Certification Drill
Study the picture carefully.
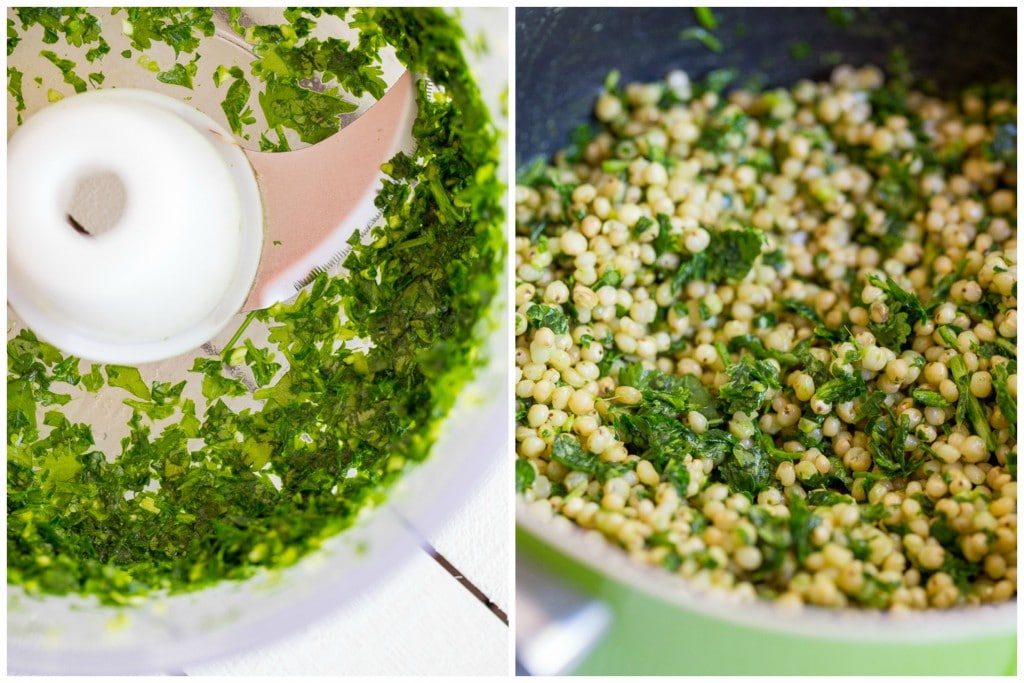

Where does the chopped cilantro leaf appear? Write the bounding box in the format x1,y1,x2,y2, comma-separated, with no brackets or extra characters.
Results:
515,458,536,493
991,360,1016,438
694,7,718,30
550,433,599,474
719,442,772,496
156,60,196,89
525,303,569,335
680,27,722,53
718,355,780,415
950,354,996,451
104,365,150,399
40,49,88,93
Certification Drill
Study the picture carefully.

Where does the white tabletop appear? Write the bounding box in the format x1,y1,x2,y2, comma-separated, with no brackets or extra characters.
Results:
184,456,509,676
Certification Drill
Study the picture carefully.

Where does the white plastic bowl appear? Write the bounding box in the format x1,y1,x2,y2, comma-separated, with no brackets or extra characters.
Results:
7,7,509,674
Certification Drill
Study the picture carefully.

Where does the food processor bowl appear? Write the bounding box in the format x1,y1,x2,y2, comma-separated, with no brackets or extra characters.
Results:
7,6,508,674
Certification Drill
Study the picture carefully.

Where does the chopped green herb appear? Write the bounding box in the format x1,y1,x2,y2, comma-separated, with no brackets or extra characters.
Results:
525,303,569,335
550,433,599,474
39,49,88,93
214,65,256,135
719,355,781,415
866,274,926,349
7,66,25,123
950,355,996,450
104,365,150,400
156,60,196,89
991,360,1016,438
680,27,722,53
912,388,951,408
593,268,623,289
719,442,772,496
516,458,536,493
694,7,718,30
15,8,109,61
789,41,812,60
825,8,858,26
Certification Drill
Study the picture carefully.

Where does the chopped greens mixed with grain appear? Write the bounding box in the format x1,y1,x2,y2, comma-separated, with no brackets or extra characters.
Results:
515,64,1017,610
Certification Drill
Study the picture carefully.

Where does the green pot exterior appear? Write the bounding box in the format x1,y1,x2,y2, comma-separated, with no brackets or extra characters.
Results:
518,530,1017,676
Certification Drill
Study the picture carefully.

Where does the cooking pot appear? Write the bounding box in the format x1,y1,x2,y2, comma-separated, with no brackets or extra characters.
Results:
515,7,1016,676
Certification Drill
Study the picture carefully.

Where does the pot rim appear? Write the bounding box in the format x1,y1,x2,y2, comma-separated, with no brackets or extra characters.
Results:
518,500,1015,643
